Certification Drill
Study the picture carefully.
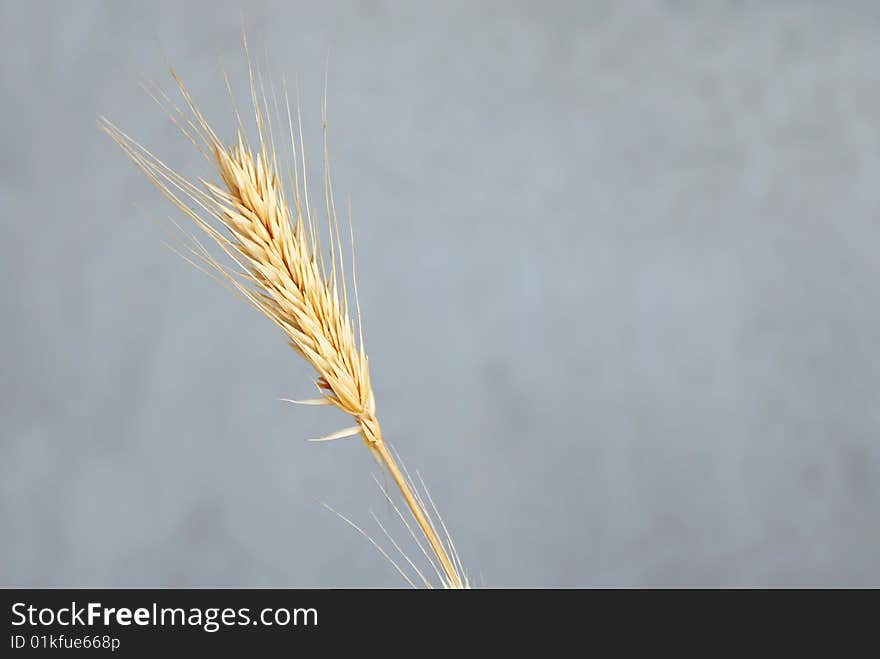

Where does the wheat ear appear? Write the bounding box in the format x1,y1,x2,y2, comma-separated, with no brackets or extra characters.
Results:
100,61,465,588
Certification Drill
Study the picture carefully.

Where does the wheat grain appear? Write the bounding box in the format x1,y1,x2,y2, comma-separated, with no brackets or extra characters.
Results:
100,53,465,589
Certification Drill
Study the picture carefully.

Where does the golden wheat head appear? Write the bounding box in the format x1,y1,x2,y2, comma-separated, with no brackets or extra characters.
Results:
100,55,465,589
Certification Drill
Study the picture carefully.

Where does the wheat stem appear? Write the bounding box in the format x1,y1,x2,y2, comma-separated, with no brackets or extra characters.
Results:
366,432,462,588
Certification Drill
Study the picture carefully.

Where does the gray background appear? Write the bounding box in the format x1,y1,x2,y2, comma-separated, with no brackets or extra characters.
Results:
2,1,879,587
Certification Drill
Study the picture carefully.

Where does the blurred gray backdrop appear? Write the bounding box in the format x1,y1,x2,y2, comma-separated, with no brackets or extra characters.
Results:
2,1,879,587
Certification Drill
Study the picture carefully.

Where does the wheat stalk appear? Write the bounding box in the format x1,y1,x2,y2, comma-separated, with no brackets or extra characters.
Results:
101,54,465,589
